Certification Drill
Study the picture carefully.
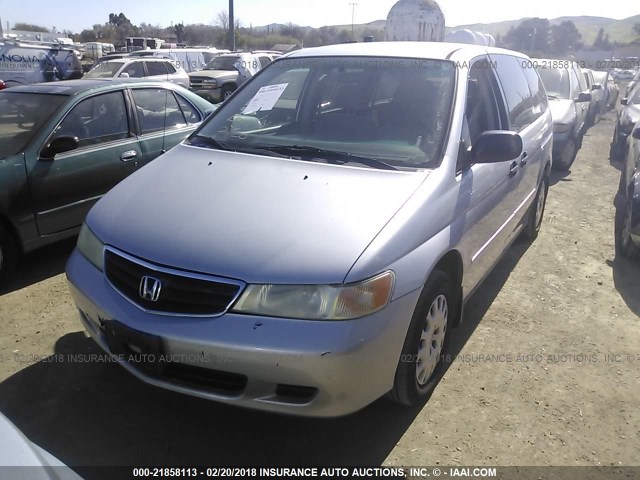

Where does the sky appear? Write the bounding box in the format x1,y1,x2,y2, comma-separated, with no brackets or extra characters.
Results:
2,0,638,33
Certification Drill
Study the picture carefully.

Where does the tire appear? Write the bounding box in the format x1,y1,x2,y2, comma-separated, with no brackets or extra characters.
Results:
619,194,640,260
221,85,235,101
523,174,549,240
553,137,577,171
0,224,18,288
389,270,452,406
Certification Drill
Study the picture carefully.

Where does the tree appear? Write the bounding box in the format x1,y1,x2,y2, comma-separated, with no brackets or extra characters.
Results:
215,10,229,31
13,22,49,32
503,18,551,53
174,23,185,43
551,20,582,54
593,28,612,50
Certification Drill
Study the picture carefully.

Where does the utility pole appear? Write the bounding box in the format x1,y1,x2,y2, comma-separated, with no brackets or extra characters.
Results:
349,2,358,41
228,0,236,51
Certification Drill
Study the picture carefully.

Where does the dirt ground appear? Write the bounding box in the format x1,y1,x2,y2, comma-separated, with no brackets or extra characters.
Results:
0,105,639,473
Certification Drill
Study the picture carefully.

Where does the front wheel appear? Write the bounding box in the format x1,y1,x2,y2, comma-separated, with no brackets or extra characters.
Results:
389,270,452,406
553,137,577,171
221,85,236,101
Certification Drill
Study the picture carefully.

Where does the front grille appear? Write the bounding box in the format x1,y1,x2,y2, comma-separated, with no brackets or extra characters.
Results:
189,76,209,89
163,363,247,395
104,249,242,316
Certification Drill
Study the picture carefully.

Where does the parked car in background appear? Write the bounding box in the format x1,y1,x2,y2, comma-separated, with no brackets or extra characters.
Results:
128,48,228,73
536,60,591,170
592,71,615,111
606,72,620,109
616,70,637,82
618,126,640,259
0,80,214,284
67,42,552,417
611,83,640,162
583,68,603,126
188,52,278,103
626,69,640,97
83,58,190,88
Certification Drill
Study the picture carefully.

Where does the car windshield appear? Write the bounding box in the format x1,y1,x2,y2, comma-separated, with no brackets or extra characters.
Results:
537,67,571,99
192,56,456,170
631,84,640,104
205,56,239,71
0,92,66,159
84,61,124,78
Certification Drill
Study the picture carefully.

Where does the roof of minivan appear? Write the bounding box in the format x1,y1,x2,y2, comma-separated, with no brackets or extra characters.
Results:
284,41,528,60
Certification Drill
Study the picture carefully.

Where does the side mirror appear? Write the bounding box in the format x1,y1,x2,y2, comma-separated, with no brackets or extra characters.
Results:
620,98,629,106
119,72,130,78
576,92,592,103
592,83,602,90
471,131,523,164
41,136,79,158
633,128,640,140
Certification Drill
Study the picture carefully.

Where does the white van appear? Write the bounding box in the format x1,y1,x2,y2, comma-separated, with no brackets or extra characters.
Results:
0,41,82,87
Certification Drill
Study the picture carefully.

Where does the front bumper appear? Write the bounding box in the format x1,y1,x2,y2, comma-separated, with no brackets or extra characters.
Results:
66,249,420,417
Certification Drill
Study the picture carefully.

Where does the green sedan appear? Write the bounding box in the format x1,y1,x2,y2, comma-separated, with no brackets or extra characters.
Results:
0,79,215,285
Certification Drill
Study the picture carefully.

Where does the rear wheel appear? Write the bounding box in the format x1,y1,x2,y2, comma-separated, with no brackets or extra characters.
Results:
390,270,452,406
0,224,18,288
553,137,577,171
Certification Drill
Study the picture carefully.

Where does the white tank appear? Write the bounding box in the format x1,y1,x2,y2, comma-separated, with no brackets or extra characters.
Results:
385,0,446,42
443,29,476,45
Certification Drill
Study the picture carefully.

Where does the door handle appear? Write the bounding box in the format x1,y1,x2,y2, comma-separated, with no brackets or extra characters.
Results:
520,152,528,166
120,150,138,162
509,161,519,177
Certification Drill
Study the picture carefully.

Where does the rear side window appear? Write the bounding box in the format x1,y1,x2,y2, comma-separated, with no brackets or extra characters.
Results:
491,54,535,131
122,61,145,78
146,62,167,76
521,63,547,121
132,88,187,134
164,62,177,74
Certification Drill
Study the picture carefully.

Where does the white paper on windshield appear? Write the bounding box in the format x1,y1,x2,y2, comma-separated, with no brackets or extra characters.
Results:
242,83,289,114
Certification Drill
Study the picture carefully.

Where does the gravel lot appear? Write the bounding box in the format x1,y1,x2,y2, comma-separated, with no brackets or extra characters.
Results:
0,105,638,473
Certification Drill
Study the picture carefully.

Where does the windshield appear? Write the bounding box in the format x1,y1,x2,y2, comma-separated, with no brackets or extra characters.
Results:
84,61,124,78
537,67,571,99
0,92,66,159
631,84,640,105
592,71,607,84
193,56,456,170
205,56,240,71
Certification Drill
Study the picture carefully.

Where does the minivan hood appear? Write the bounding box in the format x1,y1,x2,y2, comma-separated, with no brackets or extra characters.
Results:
88,145,428,284
548,98,575,124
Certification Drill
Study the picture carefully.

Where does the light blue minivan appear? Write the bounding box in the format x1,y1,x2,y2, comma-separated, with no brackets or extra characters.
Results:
67,42,553,417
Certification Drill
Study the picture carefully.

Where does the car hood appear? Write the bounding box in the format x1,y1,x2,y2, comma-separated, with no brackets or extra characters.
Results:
188,70,237,79
548,98,576,124
87,145,428,284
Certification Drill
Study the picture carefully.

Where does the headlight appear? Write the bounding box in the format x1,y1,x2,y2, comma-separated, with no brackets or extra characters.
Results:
77,223,104,271
231,271,395,320
553,123,570,133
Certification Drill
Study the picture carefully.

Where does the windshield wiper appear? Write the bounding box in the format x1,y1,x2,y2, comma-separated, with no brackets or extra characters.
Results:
250,145,399,171
188,135,232,151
